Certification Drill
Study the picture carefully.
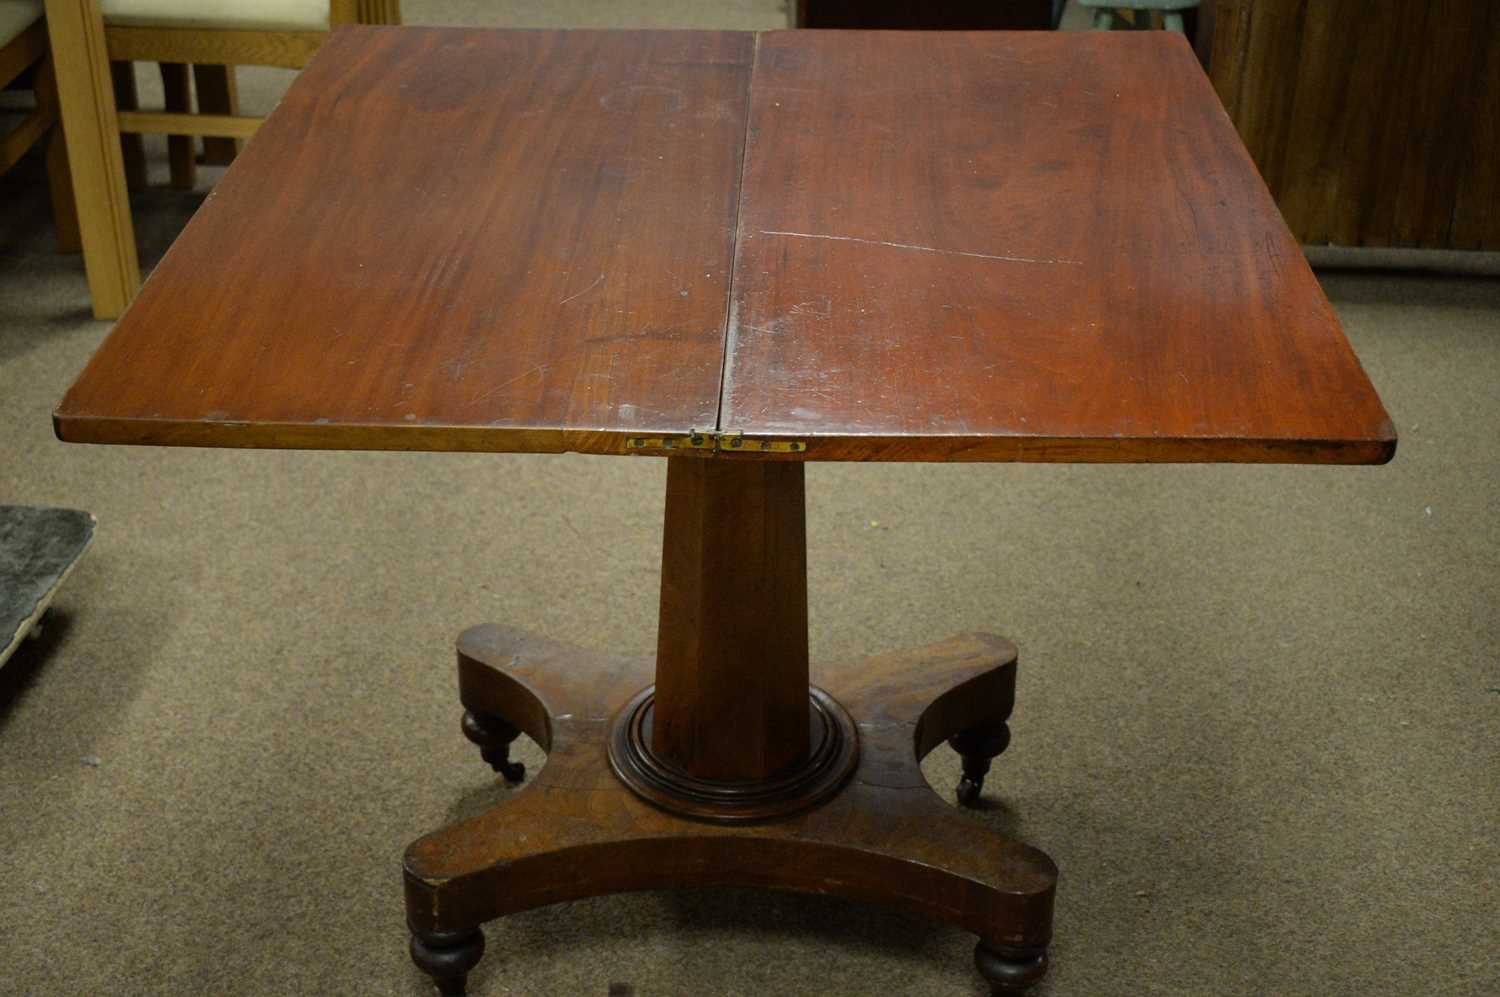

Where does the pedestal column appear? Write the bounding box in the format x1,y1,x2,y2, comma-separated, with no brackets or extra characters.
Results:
607,458,856,820
652,458,810,780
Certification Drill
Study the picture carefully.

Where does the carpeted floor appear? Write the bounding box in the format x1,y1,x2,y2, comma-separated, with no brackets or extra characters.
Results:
2,3,1497,996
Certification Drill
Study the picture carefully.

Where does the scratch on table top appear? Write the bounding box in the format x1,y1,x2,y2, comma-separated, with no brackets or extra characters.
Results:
758,230,1082,266
559,272,605,306
472,363,548,403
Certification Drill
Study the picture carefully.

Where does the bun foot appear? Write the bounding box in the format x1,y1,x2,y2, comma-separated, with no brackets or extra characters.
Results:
461,710,526,783
948,721,1011,807
975,940,1048,994
410,928,485,996
413,629,1056,997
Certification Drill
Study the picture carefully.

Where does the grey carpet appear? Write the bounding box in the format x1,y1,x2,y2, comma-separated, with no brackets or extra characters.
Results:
1,3,1497,995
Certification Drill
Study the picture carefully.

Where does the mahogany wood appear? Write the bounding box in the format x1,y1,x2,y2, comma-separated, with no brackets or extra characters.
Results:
55,28,752,454
652,459,810,782
56,28,1393,468
724,31,1394,463
409,625,1052,994
608,682,858,822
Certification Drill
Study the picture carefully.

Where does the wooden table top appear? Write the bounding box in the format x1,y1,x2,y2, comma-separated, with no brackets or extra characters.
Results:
55,27,1395,464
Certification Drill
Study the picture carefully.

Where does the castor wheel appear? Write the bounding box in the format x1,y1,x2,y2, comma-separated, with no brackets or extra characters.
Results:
410,927,485,996
975,940,1049,994
460,710,525,783
948,721,1011,807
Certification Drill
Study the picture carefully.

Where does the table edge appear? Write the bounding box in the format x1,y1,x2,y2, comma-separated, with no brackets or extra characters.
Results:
52,412,1396,464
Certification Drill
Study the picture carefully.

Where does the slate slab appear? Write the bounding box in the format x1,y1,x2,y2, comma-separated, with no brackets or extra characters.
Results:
1,505,95,667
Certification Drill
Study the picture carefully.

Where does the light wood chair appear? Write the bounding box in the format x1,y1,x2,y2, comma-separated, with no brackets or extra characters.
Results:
41,0,399,319
103,0,401,190
1,0,79,250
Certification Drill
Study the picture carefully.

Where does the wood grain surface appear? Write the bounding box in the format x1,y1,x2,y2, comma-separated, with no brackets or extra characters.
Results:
724,30,1393,463
57,27,1394,465
1210,0,1500,251
409,626,1054,948
652,460,810,782
56,27,753,453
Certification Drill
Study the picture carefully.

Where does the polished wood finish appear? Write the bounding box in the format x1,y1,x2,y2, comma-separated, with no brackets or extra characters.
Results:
725,31,1392,464
610,682,858,822
56,28,1392,467
1210,0,1500,250
56,28,751,455
611,459,854,822
653,459,810,782
408,625,1052,994
46,28,1399,995
43,0,141,319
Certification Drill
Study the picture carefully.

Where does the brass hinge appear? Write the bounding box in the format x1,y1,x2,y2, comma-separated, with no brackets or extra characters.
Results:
625,429,807,454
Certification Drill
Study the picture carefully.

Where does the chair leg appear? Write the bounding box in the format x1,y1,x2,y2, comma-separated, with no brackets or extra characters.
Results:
358,0,403,25
109,61,147,190
159,61,196,190
35,56,82,253
45,127,82,252
42,0,141,318
193,64,239,165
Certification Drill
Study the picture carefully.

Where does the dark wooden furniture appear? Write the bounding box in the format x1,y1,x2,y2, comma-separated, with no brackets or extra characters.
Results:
55,27,1394,995
1209,0,1500,249
794,0,1054,29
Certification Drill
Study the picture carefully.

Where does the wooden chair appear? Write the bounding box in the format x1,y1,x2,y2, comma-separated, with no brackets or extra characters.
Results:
102,0,400,190
1,0,79,250
40,0,399,319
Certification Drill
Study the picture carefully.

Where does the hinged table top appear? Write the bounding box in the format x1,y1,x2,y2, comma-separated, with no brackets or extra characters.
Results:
55,27,1395,464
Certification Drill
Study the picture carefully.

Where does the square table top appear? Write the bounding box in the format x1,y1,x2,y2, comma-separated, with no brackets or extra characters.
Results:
55,27,1395,464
